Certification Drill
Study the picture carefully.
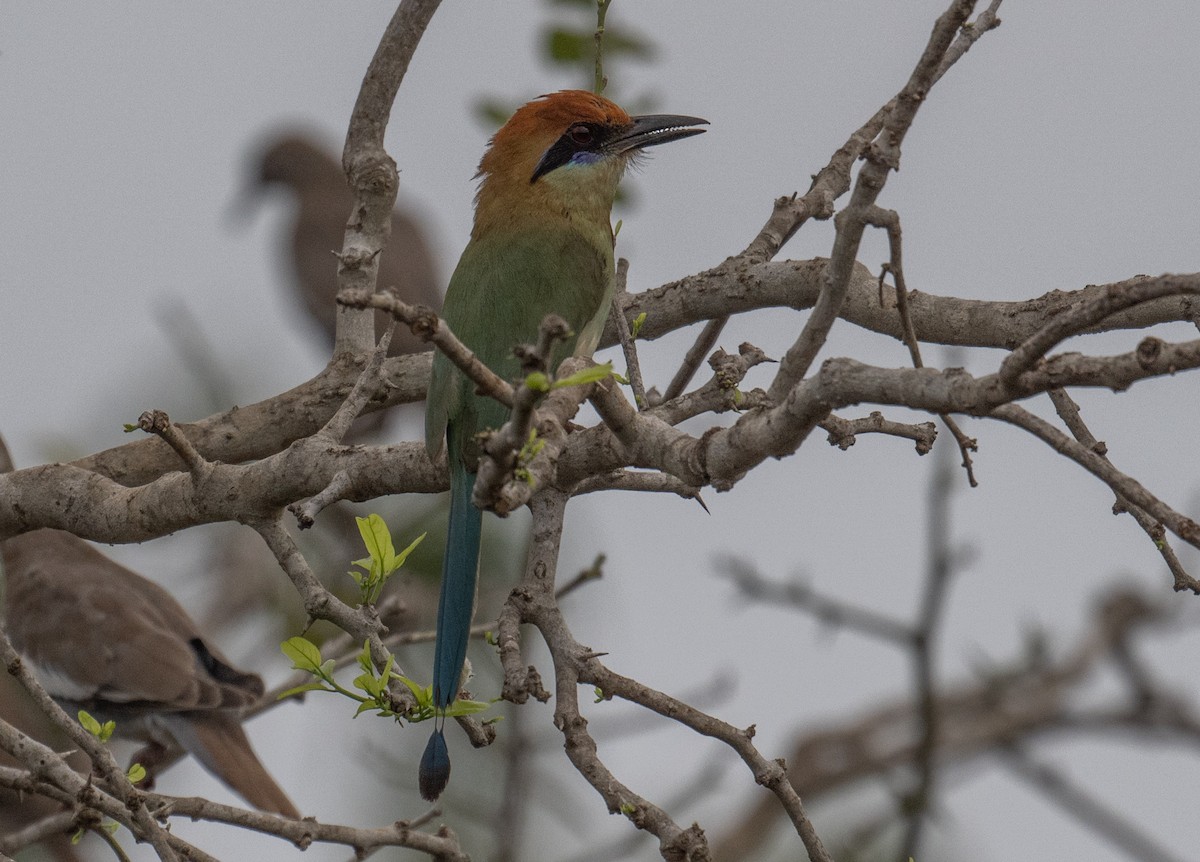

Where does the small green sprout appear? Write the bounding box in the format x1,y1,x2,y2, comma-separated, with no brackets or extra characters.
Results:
348,514,425,605
78,710,115,743
524,371,552,392
279,637,492,723
554,360,617,389
630,311,647,339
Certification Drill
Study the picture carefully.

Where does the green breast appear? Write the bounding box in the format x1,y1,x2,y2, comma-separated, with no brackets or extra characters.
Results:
425,224,615,466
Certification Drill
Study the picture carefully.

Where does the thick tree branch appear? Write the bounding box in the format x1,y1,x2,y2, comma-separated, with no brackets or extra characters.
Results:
334,0,444,355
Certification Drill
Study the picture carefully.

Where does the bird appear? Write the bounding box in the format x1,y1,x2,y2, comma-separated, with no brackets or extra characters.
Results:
253,133,443,356
421,89,706,800
0,471,300,819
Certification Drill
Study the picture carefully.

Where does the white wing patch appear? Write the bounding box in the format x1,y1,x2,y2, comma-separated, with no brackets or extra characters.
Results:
27,661,99,701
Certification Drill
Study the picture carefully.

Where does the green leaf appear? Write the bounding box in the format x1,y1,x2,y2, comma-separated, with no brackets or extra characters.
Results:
631,312,647,339
399,675,432,707
544,27,590,63
78,710,101,736
281,636,323,674
524,371,551,392
122,423,138,433
357,640,374,673
444,698,493,717
553,361,614,389
78,709,114,742
474,97,516,130
392,531,427,571
356,513,396,577
350,519,425,604
353,672,384,698
126,763,146,784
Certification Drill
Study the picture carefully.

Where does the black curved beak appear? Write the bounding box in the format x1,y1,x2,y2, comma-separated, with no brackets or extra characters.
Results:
612,114,708,154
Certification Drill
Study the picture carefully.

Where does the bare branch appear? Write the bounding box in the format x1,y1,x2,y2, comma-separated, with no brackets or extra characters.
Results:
335,0,445,355
767,0,980,401
993,404,1200,569
612,258,649,408
339,288,515,408
1002,746,1189,862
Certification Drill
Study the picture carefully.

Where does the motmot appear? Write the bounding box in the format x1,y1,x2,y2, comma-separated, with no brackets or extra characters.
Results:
421,90,706,800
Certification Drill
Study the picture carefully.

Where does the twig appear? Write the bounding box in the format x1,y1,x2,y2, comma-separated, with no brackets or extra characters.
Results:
248,513,420,721
502,490,720,860
318,326,395,445
612,258,649,409
289,469,354,529
339,288,514,409
473,315,573,513
991,404,1200,567
719,557,916,645
593,0,611,94
288,330,395,526
136,410,208,477
652,343,773,426
263,622,493,707
821,411,937,454
501,491,835,861
555,553,606,599
899,432,960,861
660,317,729,404
1047,388,1196,590
90,823,134,862
569,469,706,507
999,276,1200,387
870,205,977,484
767,0,980,402
1002,746,1189,862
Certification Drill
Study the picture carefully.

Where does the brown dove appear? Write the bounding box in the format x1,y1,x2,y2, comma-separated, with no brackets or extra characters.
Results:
1,526,300,818
255,133,442,355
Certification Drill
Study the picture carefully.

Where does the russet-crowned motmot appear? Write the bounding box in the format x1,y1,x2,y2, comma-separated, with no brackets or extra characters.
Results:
421,90,706,800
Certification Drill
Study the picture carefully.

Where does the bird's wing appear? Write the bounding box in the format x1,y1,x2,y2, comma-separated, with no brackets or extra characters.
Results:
2,530,261,712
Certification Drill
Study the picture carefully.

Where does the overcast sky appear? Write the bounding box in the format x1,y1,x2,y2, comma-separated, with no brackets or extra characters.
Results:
3,3,1199,860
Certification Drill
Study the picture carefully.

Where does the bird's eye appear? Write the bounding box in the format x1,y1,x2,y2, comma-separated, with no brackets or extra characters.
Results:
568,125,593,146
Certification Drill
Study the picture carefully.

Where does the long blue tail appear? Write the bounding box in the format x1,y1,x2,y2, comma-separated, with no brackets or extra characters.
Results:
418,456,482,800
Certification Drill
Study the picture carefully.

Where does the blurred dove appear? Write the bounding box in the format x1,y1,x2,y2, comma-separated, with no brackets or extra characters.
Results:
0,479,299,819
253,133,442,355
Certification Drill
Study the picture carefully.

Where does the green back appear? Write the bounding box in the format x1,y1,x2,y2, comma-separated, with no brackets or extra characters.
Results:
425,224,614,468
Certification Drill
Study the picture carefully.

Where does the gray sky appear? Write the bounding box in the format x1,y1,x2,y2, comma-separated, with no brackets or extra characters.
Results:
3,2,1199,860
